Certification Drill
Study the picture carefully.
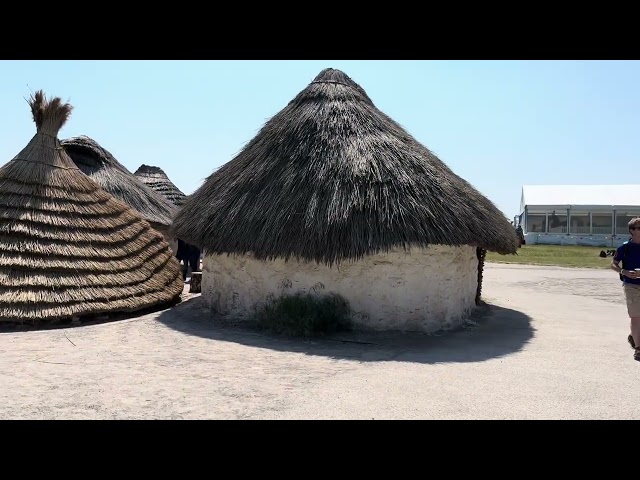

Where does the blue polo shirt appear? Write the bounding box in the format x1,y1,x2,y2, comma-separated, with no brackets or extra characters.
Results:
614,240,640,285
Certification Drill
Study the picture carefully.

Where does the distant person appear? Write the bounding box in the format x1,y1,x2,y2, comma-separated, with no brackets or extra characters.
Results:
515,224,525,247
175,238,192,282
611,217,640,362
187,243,201,281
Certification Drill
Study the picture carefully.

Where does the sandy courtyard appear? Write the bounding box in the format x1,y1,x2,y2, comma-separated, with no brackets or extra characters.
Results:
1,263,638,420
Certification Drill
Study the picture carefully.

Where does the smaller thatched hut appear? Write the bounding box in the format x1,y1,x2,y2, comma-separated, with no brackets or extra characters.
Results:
134,164,200,277
134,164,187,207
60,136,178,253
0,90,184,323
173,68,519,334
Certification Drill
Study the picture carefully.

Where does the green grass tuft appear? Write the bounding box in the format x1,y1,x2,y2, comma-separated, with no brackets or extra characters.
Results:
253,291,353,338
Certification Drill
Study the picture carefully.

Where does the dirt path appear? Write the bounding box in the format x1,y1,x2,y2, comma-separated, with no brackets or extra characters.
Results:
1,263,637,419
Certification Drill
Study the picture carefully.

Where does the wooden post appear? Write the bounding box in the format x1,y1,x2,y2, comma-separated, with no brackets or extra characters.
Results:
190,272,202,293
475,247,487,305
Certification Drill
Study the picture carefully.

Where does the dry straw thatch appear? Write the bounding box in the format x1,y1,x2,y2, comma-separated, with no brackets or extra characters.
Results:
173,68,519,266
134,164,187,207
61,136,177,227
0,91,184,323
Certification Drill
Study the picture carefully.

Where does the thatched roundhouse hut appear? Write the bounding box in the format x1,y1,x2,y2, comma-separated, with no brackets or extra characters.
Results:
173,68,518,333
60,136,178,253
134,164,187,207
0,91,184,323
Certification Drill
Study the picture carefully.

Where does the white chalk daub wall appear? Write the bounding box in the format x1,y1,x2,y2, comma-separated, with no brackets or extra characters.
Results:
202,245,479,333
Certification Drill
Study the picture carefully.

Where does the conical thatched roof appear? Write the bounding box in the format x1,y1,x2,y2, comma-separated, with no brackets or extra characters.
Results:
0,91,184,322
173,68,519,266
60,136,176,227
134,164,187,207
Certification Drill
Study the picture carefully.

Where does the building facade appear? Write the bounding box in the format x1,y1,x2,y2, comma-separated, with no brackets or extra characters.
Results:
517,185,640,247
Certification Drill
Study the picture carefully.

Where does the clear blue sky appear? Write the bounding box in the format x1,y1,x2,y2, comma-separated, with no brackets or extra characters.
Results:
0,60,638,219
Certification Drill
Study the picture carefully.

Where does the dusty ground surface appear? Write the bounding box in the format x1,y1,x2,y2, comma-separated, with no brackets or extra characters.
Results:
1,263,637,420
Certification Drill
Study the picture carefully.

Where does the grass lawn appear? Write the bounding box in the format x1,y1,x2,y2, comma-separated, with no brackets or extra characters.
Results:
485,244,616,269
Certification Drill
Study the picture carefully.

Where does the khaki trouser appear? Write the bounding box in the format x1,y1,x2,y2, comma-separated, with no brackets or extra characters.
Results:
624,283,640,317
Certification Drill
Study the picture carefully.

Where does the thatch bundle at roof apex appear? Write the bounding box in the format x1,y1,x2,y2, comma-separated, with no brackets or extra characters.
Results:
173,68,518,265
0,90,183,322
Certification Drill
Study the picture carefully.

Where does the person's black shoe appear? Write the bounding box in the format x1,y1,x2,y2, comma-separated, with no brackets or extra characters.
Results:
635,348,640,362
628,335,636,349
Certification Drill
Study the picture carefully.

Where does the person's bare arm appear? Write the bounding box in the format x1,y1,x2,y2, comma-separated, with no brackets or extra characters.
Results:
612,257,623,273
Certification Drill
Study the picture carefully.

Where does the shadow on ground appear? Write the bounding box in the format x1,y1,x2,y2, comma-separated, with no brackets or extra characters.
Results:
156,297,535,364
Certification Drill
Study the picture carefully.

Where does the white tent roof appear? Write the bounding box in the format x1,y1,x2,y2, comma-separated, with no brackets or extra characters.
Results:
521,185,640,211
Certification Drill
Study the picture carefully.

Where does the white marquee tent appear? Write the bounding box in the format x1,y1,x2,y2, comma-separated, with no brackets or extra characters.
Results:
517,184,640,247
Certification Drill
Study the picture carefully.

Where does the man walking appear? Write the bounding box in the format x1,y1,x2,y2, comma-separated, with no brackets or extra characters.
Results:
612,217,640,362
